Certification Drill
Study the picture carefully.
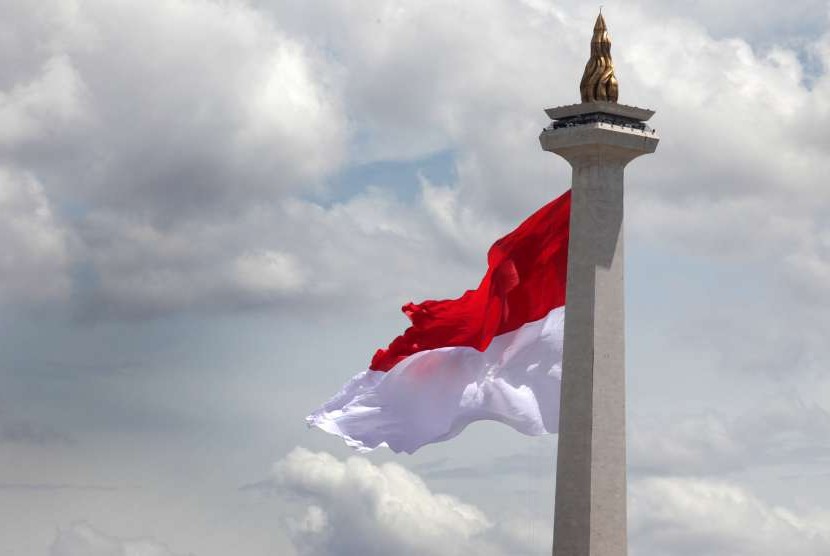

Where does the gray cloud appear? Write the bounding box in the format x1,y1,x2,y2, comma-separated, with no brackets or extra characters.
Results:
50,522,186,556
0,483,115,492
1,0,345,213
2,0,829,321
0,417,73,445
635,0,828,48
630,394,830,476
412,449,553,481
630,476,830,556
0,166,70,304
0,0,348,316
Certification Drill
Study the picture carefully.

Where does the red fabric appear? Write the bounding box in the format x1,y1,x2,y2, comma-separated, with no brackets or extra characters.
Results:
370,190,571,371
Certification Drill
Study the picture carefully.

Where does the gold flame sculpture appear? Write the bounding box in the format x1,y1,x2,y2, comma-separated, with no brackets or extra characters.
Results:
579,12,619,103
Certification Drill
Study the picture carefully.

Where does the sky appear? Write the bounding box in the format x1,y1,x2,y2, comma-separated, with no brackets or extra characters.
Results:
1,0,830,554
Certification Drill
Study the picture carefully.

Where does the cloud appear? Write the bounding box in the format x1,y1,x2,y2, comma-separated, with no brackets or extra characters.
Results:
0,166,70,304
618,6,830,303
630,412,746,476
50,522,185,556
7,0,346,213
0,54,89,148
630,394,830,476
265,446,830,556
1,0,828,319
0,0,347,314
73,183,490,318
635,0,828,46
412,449,552,481
267,447,547,556
630,477,830,556
272,447,490,556
1,3,829,556
0,418,73,445
0,483,115,492
60,0,563,319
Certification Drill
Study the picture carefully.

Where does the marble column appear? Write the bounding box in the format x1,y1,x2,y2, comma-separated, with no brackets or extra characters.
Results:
540,105,658,556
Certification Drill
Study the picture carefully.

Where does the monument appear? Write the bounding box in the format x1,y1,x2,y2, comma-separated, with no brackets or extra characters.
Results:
540,13,659,556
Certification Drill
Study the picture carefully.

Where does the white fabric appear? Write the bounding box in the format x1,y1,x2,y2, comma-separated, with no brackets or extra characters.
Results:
306,307,564,453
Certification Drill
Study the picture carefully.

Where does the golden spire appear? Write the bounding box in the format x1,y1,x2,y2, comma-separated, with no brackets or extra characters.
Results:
579,12,619,103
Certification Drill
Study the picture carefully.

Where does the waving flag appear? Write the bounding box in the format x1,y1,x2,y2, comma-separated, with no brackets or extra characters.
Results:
307,190,571,453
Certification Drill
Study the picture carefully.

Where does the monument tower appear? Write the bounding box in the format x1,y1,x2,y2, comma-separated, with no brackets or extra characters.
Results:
540,13,658,556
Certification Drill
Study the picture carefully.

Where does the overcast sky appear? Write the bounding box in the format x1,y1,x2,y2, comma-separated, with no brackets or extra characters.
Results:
2,0,830,554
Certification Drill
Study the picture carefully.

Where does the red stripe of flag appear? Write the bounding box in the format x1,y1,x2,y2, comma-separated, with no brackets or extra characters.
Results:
370,190,571,372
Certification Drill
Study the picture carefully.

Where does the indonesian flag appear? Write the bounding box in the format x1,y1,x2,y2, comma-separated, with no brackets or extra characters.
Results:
307,190,571,453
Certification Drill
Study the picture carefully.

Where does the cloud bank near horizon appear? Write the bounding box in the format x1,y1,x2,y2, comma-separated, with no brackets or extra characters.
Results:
263,447,830,556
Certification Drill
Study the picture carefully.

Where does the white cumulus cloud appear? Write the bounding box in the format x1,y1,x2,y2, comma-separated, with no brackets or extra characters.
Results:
269,447,547,556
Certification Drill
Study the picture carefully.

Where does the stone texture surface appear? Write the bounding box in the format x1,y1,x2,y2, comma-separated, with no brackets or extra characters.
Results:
540,118,658,556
